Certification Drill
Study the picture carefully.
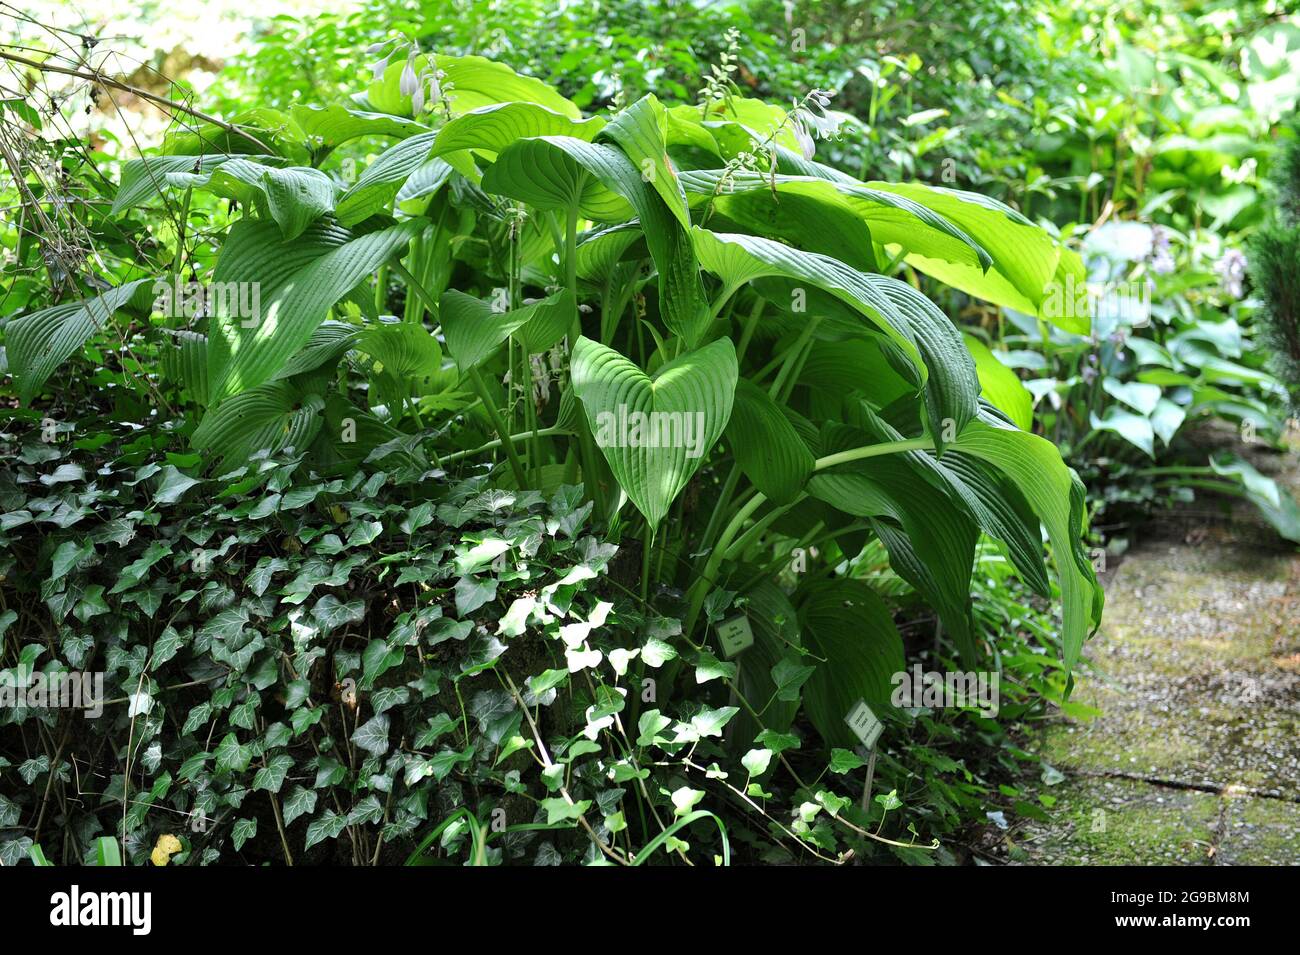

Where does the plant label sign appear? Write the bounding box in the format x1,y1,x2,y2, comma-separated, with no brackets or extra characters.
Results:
716,615,755,658
845,699,882,749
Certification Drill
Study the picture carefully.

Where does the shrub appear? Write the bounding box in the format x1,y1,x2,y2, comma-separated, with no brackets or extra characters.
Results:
1251,113,1300,410
3,44,1104,865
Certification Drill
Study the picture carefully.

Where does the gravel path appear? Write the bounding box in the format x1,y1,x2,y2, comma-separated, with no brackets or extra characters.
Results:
1010,443,1300,865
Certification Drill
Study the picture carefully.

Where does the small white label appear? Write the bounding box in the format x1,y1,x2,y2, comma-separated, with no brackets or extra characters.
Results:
845,699,882,749
716,615,755,658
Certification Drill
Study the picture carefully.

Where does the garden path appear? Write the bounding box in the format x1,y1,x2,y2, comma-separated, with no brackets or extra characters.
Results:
1009,438,1300,864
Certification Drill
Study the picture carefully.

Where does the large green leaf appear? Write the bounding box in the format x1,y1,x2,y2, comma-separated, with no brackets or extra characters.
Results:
570,336,738,527
482,136,708,344
809,444,979,662
950,414,1104,668
681,170,993,274
335,133,437,226
1210,455,1300,543
358,321,445,383
965,335,1032,430
432,102,604,157
191,380,325,468
310,394,408,474
842,400,1051,598
164,160,335,240
798,578,905,749
480,136,632,220
111,155,256,214
275,320,361,381
365,53,580,119
439,288,574,373
159,330,210,405
207,217,422,402
289,105,429,148
7,279,153,403
601,94,691,229
724,379,813,504
692,228,979,445
868,181,1090,333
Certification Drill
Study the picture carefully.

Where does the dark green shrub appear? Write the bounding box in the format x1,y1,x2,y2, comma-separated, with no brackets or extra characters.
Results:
1251,113,1300,410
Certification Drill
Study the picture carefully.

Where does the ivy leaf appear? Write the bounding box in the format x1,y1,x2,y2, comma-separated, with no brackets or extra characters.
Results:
541,797,590,825
252,754,295,793
771,657,816,703
304,810,347,850
232,818,258,851
213,733,251,774
282,785,318,826
350,714,391,757
154,465,202,504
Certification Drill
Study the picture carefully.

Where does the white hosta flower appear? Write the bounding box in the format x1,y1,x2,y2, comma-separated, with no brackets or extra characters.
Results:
399,53,419,97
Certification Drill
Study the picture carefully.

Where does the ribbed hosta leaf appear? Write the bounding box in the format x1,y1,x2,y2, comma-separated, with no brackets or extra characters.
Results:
192,380,325,468
159,330,209,405
575,224,643,284
275,320,361,381
798,578,905,749
207,217,421,403
808,448,979,662
681,170,992,274
432,102,604,157
513,290,576,354
112,154,258,214
439,288,574,372
395,158,455,212
965,335,1032,430
482,136,708,344
799,336,915,408
366,54,580,119
693,227,979,445
724,379,813,504
867,181,1090,333
601,94,691,228
480,137,633,220
570,336,738,527
165,160,335,239
310,394,407,474
840,401,1051,598
7,279,152,402
951,413,1104,668
289,105,429,147
336,133,436,226
358,321,442,379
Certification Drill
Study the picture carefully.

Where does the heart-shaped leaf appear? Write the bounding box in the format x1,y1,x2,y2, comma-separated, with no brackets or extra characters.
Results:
570,337,737,528
439,288,575,373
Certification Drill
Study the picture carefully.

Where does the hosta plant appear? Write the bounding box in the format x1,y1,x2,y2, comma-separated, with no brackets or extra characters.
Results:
5,45,1105,860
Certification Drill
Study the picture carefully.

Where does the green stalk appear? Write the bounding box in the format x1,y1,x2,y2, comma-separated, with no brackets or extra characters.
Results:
467,367,528,488
375,264,388,314
440,426,568,464
562,194,608,519
735,298,764,364
391,260,439,318
683,437,935,634
769,316,820,399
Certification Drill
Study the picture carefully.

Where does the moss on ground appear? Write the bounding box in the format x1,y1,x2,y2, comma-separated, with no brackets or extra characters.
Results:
1013,518,1300,864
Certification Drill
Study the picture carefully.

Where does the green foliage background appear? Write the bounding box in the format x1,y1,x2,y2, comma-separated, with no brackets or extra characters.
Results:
1,0,1297,867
